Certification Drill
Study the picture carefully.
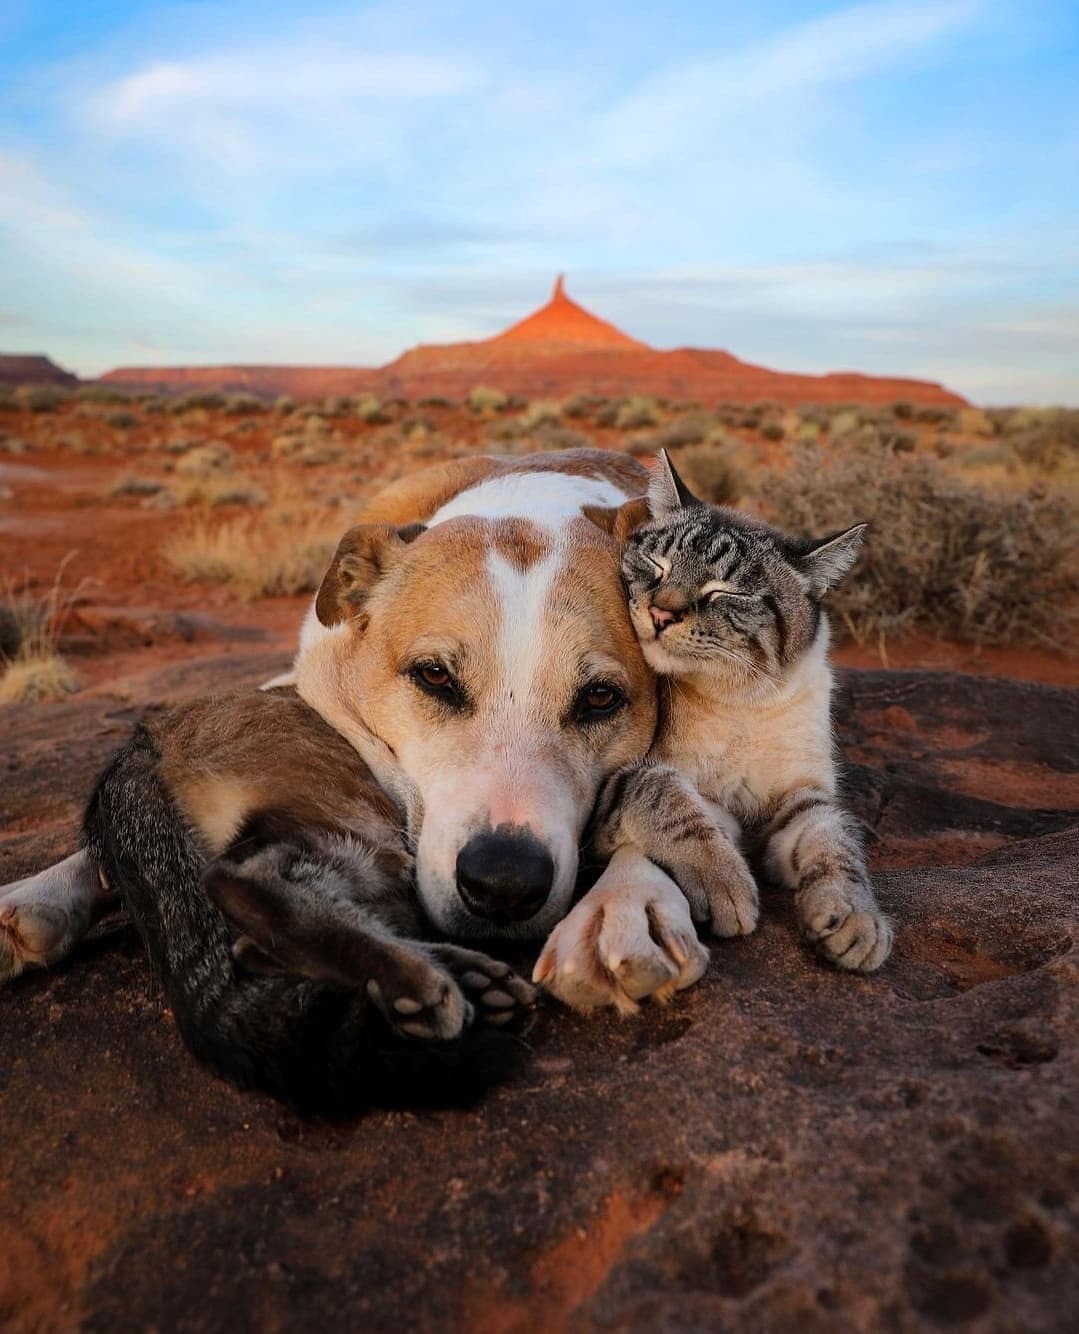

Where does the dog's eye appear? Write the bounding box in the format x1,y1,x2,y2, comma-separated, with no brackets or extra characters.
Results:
575,681,626,724
408,661,463,706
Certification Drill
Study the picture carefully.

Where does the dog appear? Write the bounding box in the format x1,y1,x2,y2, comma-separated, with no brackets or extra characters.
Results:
2,450,710,1102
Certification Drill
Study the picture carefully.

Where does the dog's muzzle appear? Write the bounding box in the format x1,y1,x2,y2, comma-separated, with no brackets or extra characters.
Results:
455,824,555,924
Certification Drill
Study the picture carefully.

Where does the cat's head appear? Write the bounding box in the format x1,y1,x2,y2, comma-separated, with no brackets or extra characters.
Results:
619,451,865,689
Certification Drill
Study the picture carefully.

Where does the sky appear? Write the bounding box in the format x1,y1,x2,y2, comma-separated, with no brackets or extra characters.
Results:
1,0,1077,402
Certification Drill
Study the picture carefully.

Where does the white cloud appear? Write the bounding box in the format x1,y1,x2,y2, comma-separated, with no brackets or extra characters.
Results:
585,0,979,167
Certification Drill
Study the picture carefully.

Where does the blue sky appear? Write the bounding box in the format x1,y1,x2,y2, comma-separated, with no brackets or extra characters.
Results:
1,0,1077,401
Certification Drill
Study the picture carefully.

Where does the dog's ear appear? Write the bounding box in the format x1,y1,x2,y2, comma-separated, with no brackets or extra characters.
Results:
315,522,426,628
582,497,650,544
649,449,701,517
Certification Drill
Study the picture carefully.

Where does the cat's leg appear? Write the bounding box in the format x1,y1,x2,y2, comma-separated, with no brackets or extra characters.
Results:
760,789,893,972
533,845,709,1014
592,763,759,937
204,844,474,1041
1,849,114,982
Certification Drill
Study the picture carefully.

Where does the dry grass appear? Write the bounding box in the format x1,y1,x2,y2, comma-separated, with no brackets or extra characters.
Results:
758,439,1079,648
164,509,339,598
0,557,81,703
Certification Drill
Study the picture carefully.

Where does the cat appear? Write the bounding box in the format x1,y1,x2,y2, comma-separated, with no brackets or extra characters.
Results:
591,451,893,974
81,687,536,1113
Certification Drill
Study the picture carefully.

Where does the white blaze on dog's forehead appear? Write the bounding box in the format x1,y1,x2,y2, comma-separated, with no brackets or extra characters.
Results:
486,545,565,703
429,472,626,528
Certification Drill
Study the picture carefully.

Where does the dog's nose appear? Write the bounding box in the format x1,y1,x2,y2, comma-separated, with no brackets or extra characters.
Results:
650,604,682,631
456,826,554,924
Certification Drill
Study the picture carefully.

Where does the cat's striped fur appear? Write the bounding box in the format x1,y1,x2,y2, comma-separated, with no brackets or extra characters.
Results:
595,452,893,973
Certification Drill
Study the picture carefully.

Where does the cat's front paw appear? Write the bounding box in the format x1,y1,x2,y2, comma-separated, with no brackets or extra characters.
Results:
429,944,539,1033
365,946,473,1041
533,860,709,1014
799,882,893,973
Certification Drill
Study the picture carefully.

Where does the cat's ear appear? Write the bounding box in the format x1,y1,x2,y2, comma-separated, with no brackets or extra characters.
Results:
798,523,867,596
649,449,702,517
582,497,649,543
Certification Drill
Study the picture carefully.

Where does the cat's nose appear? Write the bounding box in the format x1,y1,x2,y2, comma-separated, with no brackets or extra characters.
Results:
650,604,682,631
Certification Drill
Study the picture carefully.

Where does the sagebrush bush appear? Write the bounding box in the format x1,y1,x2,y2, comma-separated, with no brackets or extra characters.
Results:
15,385,68,412
223,393,263,415
105,410,139,429
468,386,508,414
758,440,1078,646
673,439,750,505
519,400,562,431
615,396,662,430
77,385,131,404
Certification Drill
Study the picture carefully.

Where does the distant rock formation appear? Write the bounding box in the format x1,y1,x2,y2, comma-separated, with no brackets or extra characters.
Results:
97,277,966,406
0,354,78,389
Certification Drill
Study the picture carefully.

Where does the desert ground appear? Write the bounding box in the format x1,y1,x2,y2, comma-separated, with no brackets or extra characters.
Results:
1,382,1077,1329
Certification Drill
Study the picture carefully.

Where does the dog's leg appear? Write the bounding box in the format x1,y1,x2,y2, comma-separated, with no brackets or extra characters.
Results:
1,850,114,983
533,845,709,1014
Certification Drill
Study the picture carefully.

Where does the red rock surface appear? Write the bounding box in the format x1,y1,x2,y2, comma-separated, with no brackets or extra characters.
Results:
1,658,1076,1331
98,278,966,407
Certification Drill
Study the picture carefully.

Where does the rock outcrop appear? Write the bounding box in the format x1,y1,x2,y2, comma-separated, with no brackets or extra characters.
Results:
0,354,78,389
99,277,967,407
0,663,1074,1330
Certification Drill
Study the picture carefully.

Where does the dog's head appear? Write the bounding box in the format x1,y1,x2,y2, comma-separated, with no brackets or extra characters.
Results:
295,513,656,938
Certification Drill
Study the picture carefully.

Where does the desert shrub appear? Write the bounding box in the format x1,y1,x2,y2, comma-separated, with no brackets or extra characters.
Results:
519,400,563,431
533,424,591,452
649,412,711,451
0,387,16,411
77,385,131,404
15,385,68,413
955,407,995,437
562,393,605,420
140,396,168,414
0,559,80,703
672,438,750,505
892,400,915,420
164,510,338,598
108,475,164,498
105,410,139,429
170,391,226,414
418,395,452,409
615,396,662,430
175,442,234,478
352,393,390,424
594,402,620,428
0,433,30,454
274,396,296,415
828,409,861,439
760,419,785,442
758,440,1078,646
468,386,508,414
1005,409,1079,472
223,392,263,415
916,405,956,426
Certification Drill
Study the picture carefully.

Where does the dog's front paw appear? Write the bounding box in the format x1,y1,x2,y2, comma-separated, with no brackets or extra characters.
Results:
533,859,709,1014
0,898,75,983
429,944,539,1032
799,881,893,972
365,946,473,1040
